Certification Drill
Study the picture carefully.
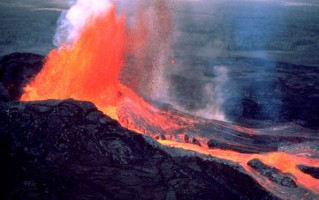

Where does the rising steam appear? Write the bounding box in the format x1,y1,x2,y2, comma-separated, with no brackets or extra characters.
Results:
20,2,319,198
51,0,227,121
54,0,112,47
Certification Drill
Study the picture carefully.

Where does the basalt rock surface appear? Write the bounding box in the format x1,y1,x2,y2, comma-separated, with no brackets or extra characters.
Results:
297,165,319,179
0,99,277,200
0,52,44,101
247,159,297,188
0,52,318,199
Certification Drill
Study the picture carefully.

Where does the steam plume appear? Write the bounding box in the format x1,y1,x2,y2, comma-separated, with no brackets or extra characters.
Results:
54,0,112,47
51,0,228,121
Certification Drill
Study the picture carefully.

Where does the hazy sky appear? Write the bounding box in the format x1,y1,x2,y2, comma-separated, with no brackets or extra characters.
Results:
0,0,68,10
1,0,319,63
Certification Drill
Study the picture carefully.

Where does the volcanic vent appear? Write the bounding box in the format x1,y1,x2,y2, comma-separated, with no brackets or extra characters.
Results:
1,0,318,199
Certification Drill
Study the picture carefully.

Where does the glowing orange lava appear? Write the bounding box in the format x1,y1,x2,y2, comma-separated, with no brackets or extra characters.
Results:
159,140,319,198
21,4,319,199
21,6,124,120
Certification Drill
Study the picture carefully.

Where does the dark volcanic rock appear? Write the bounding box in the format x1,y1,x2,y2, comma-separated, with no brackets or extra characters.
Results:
0,99,277,200
202,120,318,154
241,98,263,120
297,165,319,179
0,82,10,101
247,159,297,188
199,56,319,128
0,52,44,101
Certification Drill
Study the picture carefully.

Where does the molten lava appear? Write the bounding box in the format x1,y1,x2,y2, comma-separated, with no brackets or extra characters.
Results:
22,6,124,120
21,3,319,199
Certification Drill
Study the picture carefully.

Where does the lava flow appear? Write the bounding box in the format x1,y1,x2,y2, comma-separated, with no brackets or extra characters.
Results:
21,3,319,199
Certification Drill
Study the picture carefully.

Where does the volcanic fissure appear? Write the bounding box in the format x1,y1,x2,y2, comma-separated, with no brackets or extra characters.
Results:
18,2,319,199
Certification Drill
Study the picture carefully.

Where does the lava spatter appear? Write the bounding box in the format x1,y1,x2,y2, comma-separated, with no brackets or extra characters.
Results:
21,2,319,199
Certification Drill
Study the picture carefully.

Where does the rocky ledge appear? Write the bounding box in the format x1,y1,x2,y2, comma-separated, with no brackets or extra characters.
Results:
0,99,277,199
1,52,318,199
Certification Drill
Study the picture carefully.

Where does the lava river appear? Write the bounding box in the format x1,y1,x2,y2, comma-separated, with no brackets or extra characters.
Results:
21,4,319,199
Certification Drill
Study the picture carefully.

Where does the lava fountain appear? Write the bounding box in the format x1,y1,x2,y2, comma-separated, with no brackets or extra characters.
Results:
22,5,124,120
21,1,319,199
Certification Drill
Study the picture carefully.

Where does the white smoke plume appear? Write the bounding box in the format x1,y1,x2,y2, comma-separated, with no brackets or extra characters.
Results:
51,0,228,122
203,65,228,121
53,0,112,47
169,65,228,121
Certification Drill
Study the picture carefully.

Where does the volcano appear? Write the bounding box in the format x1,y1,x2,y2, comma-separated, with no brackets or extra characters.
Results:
1,51,319,199
1,1,319,199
